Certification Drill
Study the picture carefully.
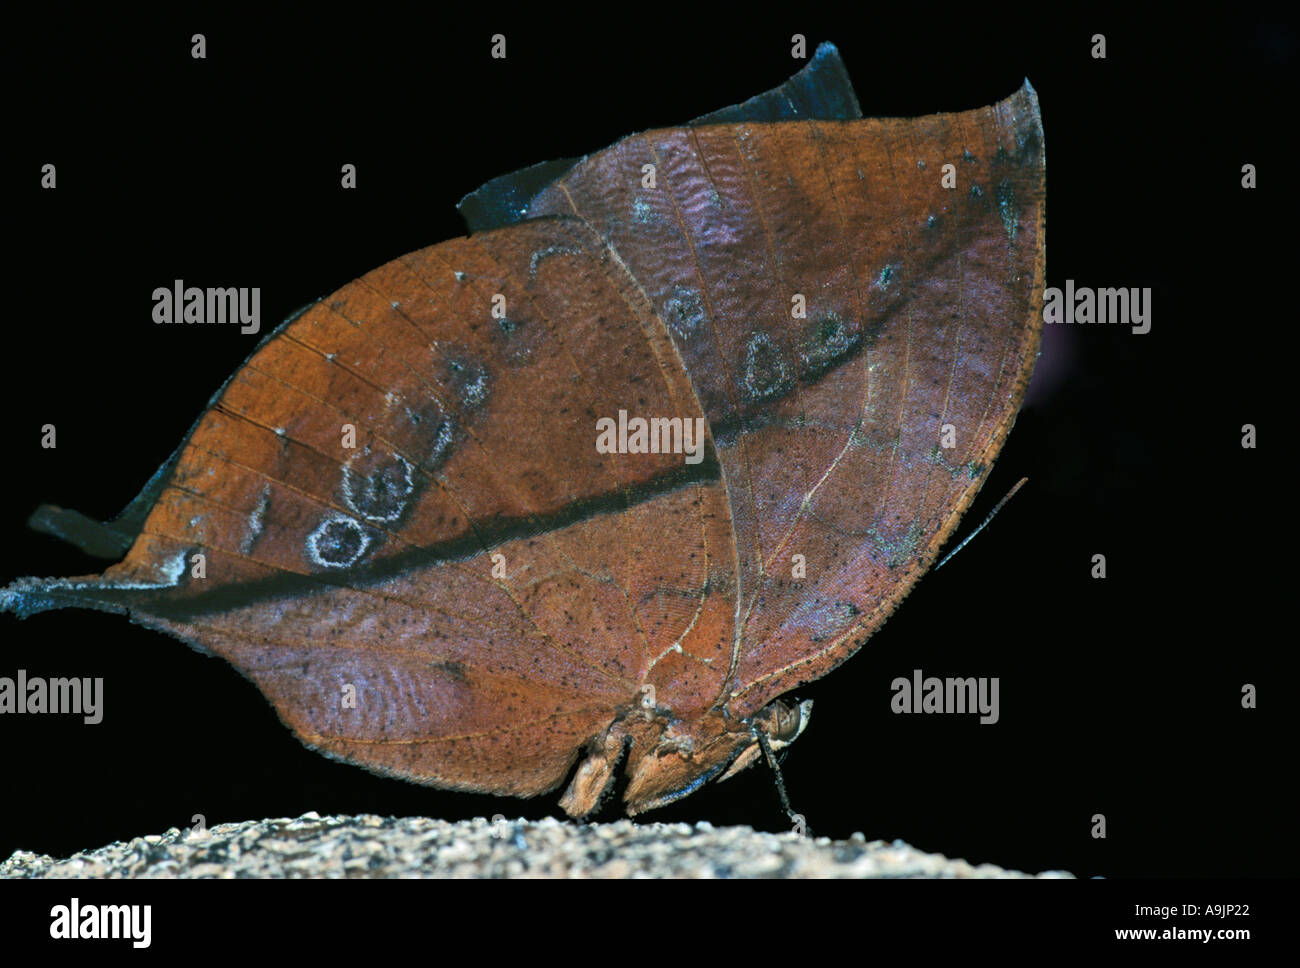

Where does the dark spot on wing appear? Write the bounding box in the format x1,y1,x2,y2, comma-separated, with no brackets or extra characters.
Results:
662,285,706,340
438,351,490,410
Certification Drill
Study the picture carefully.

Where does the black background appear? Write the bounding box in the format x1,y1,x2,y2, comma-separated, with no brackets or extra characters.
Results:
1,11,1290,880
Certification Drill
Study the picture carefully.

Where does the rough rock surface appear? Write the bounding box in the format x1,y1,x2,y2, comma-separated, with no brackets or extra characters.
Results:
1,813,1074,879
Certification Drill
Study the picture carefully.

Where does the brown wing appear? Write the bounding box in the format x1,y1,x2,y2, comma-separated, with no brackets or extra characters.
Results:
1,216,739,798
526,84,1046,718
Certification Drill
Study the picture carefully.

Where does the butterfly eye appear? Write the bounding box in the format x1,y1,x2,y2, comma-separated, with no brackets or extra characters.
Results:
765,699,812,745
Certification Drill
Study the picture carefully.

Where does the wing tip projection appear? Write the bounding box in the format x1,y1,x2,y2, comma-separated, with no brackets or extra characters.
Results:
689,40,863,127
0,552,146,621
1006,77,1046,167
25,503,133,559
456,41,862,234
12,298,329,574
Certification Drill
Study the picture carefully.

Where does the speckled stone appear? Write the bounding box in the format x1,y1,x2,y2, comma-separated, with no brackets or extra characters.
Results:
1,814,1074,879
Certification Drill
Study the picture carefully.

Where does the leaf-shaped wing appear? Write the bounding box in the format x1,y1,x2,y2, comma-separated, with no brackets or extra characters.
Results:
2,217,740,798
524,85,1046,718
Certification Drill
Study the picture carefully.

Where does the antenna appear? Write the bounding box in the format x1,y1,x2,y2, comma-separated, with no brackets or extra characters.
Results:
936,477,1029,571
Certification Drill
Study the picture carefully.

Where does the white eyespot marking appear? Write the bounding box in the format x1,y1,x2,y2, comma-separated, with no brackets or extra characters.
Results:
306,514,372,569
342,450,415,523
743,331,792,401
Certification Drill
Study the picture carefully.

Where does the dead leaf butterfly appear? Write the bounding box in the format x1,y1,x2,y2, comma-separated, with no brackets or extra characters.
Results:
1,44,1045,818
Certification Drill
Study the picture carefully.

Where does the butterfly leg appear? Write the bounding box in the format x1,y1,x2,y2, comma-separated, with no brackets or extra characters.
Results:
558,728,628,818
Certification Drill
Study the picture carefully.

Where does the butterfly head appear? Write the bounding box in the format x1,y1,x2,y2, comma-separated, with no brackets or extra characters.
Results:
754,697,815,752
605,697,814,817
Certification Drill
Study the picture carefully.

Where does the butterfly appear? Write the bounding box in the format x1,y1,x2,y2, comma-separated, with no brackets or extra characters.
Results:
1,43,1045,818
